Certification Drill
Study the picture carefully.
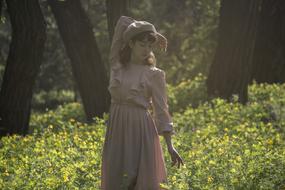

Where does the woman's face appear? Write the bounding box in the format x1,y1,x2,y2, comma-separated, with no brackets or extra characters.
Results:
129,39,154,62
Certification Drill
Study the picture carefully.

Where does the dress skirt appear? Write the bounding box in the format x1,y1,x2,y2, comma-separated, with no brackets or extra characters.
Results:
101,103,167,190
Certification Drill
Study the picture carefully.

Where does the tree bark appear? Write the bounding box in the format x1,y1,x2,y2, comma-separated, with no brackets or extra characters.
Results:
206,0,262,103
48,0,110,121
251,0,285,83
0,0,46,136
0,0,2,17
106,0,130,40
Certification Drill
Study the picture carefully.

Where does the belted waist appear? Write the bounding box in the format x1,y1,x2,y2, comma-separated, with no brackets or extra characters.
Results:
111,99,148,110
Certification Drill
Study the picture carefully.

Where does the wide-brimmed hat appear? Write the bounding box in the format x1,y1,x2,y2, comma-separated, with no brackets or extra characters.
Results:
122,18,167,51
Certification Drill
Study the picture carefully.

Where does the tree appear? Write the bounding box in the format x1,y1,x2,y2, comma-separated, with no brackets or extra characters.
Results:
0,0,46,136
48,0,110,121
251,0,285,83
0,0,2,17
206,0,262,103
106,0,131,40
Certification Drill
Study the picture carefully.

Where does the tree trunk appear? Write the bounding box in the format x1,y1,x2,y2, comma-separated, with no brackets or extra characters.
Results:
0,0,46,136
0,0,2,17
206,0,262,103
48,0,110,121
251,0,285,83
106,0,130,40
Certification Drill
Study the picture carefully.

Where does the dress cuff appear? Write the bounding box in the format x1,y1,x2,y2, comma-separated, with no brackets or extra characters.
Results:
155,120,175,136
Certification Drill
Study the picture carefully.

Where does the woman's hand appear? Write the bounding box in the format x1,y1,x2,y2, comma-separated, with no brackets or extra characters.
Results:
162,132,184,168
167,146,184,168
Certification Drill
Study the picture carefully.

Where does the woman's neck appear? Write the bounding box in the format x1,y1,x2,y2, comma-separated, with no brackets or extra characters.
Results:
130,54,143,65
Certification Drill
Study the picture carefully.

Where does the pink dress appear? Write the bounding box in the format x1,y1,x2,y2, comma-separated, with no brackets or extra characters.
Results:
101,16,174,190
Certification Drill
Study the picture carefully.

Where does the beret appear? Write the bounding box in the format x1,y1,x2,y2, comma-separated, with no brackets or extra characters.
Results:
122,17,167,51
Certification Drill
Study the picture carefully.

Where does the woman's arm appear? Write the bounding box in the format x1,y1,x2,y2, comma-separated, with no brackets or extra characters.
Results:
151,70,174,135
163,132,184,168
109,16,135,67
151,69,184,168
163,131,174,151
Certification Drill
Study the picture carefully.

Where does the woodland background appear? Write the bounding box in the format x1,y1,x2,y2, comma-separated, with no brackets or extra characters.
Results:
1,0,284,135
1,0,285,189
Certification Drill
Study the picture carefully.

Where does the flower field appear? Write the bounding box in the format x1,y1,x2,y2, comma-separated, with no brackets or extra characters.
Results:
1,83,285,189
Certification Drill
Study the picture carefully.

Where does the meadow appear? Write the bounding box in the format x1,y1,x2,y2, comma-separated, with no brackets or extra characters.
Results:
1,82,285,189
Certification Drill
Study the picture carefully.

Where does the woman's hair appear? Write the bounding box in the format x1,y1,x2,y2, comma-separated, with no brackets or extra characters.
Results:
119,31,157,67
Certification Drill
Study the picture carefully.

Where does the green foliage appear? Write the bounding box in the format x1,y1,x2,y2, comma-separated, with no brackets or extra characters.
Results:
29,102,85,134
1,83,285,189
32,90,76,111
0,119,106,189
248,82,285,124
170,99,285,189
168,73,207,113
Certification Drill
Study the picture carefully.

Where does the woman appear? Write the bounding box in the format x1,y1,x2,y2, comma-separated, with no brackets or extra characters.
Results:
101,16,183,190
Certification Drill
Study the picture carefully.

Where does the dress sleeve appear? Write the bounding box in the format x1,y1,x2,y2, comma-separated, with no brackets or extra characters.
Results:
109,16,135,67
151,70,175,136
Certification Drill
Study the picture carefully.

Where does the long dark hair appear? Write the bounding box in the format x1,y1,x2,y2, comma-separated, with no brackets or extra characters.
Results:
119,31,157,67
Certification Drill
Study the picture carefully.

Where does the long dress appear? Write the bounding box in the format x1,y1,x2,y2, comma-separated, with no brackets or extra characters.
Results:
101,16,175,190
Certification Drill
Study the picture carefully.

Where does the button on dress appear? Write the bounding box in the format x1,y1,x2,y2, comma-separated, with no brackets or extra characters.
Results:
101,16,175,190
